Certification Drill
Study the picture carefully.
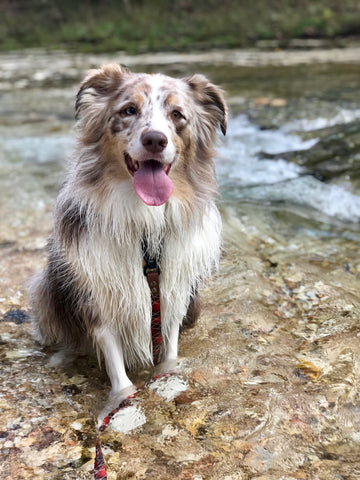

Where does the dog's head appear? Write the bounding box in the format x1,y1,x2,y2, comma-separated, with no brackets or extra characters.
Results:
75,64,227,206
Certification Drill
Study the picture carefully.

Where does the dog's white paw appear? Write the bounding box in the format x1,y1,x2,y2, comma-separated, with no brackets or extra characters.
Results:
97,384,144,431
148,372,188,401
109,401,146,433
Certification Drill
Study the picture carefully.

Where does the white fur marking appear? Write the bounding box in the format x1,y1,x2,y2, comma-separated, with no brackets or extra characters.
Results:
149,374,188,401
110,403,146,433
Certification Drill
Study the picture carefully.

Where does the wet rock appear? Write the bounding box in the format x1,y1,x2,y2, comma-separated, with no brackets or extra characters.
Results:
261,119,360,184
1,203,360,479
294,360,322,381
2,308,30,324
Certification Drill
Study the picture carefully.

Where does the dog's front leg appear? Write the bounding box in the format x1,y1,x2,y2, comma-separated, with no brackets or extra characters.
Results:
95,325,146,430
152,319,179,375
162,319,180,364
149,320,187,401
94,325,133,394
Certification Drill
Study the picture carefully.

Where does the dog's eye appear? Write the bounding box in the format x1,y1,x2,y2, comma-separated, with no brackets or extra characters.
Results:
123,106,137,116
172,110,184,120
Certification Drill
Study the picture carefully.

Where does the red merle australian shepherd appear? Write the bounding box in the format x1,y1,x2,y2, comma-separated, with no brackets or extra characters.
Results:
29,64,227,412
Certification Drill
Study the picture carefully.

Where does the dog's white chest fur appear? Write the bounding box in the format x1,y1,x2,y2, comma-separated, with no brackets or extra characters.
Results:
68,187,221,368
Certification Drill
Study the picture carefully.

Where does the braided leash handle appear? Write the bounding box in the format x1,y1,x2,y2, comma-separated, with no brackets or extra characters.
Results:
94,438,107,480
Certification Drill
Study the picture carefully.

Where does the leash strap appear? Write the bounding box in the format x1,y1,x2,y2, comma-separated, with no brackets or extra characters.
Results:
94,242,162,479
94,437,107,480
94,391,140,479
143,261,162,365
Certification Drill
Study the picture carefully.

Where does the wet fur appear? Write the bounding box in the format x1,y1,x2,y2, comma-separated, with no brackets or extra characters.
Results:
29,64,227,393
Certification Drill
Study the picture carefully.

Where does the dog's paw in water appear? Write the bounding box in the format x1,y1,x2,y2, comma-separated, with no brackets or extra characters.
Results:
97,385,146,433
107,400,146,434
148,361,188,401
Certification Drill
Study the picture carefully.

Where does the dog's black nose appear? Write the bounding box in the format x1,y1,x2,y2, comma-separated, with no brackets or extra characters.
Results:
141,130,168,153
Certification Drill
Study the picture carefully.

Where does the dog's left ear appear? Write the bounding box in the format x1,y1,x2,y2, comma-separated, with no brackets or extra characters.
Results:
184,74,227,136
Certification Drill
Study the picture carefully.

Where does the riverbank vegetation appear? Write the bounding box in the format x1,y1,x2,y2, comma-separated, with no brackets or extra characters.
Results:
1,0,360,52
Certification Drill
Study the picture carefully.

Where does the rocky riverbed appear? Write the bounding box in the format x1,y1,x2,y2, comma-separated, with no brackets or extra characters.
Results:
1,48,360,479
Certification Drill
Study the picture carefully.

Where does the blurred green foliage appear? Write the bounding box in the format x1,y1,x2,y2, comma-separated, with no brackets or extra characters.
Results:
0,0,360,52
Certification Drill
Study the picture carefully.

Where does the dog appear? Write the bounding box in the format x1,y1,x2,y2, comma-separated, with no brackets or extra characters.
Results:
29,64,227,400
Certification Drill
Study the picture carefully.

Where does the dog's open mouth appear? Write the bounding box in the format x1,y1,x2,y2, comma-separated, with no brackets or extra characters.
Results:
125,153,173,206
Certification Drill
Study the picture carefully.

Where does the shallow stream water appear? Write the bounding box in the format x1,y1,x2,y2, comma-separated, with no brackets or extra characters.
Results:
1,49,360,479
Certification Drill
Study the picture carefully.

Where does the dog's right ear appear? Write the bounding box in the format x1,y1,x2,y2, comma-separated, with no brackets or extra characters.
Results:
75,64,129,128
75,64,129,119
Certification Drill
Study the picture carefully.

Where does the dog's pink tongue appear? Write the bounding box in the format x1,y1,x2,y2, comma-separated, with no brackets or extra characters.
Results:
133,160,173,206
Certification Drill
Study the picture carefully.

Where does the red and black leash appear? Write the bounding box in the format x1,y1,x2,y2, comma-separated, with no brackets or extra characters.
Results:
143,241,162,366
94,243,163,479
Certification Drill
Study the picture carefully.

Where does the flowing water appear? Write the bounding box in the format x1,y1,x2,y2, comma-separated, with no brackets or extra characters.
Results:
1,49,360,479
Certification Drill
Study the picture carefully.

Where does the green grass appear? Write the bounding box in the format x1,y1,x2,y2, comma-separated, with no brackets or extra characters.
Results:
0,0,360,52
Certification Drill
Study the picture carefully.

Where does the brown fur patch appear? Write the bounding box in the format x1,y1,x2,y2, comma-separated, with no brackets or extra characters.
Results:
57,198,88,248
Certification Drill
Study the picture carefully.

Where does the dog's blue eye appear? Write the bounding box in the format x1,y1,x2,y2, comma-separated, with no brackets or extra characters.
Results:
124,106,136,116
172,110,183,119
